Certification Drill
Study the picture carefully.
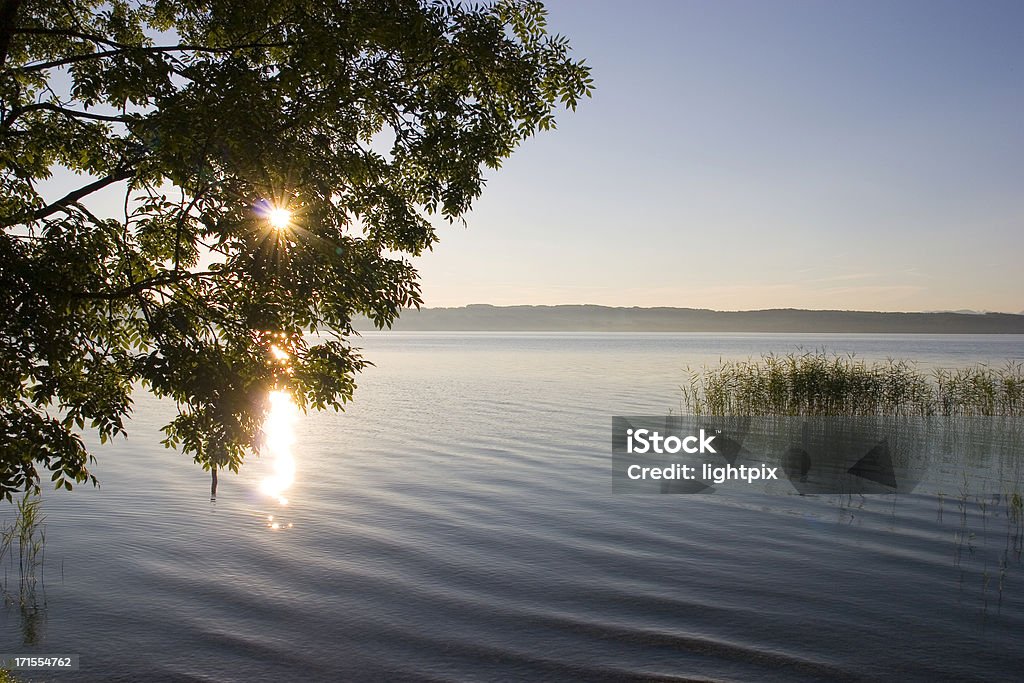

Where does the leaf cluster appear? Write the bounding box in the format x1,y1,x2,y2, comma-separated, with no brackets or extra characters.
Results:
0,0,592,498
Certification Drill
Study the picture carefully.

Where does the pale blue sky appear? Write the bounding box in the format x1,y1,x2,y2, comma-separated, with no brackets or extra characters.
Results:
38,1,1024,312
414,0,1024,312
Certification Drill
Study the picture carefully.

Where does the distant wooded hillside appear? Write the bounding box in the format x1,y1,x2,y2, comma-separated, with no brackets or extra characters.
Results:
353,305,1024,333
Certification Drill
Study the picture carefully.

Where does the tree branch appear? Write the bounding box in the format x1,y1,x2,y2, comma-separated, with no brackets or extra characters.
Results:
42,102,131,122
70,269,222,301
174,188,205,272
12,26,129,50
17,47,123,72
0,0,24,69
16,41,296,73
28,168,133,222
4,102,132,128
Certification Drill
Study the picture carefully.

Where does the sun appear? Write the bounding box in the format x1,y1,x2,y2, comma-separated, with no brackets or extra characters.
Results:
268,207,292,230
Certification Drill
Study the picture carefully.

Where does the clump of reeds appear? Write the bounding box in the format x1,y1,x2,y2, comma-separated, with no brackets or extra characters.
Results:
681,352,1024,417
934,364,1024,417
1,493,47,612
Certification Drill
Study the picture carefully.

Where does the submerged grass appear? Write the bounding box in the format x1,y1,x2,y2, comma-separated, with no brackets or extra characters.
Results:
681,351,1024,417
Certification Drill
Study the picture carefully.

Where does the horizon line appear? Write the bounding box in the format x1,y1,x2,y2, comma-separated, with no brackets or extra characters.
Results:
411,304,1024,316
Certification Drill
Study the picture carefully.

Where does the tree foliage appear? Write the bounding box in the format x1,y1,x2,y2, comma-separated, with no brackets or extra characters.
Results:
0,0,592,498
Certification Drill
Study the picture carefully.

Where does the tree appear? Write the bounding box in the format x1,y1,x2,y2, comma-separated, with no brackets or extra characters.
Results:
0,0,592,499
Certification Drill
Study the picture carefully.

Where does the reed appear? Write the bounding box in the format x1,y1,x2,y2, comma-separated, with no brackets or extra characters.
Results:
681,352,1024,417
1,492,47,612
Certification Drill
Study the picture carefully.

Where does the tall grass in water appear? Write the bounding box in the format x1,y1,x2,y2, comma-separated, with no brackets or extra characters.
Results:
681,352,1024,613
1,493,47,613
681,352,1024,417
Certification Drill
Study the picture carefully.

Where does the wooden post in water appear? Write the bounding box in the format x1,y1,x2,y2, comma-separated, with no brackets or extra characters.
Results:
211,467,218,497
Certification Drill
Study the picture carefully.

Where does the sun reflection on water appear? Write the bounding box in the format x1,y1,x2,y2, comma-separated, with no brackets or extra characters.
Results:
265,515,293,531
260,389,298,506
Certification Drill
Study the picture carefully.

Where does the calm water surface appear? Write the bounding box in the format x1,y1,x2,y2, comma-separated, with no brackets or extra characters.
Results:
3,333,1024,681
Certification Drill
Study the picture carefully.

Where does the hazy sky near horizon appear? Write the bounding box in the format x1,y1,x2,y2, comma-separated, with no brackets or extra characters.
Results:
412,0,1024,312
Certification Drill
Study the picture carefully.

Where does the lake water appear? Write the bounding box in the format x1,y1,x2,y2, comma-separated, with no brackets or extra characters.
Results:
3,333,1024,681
